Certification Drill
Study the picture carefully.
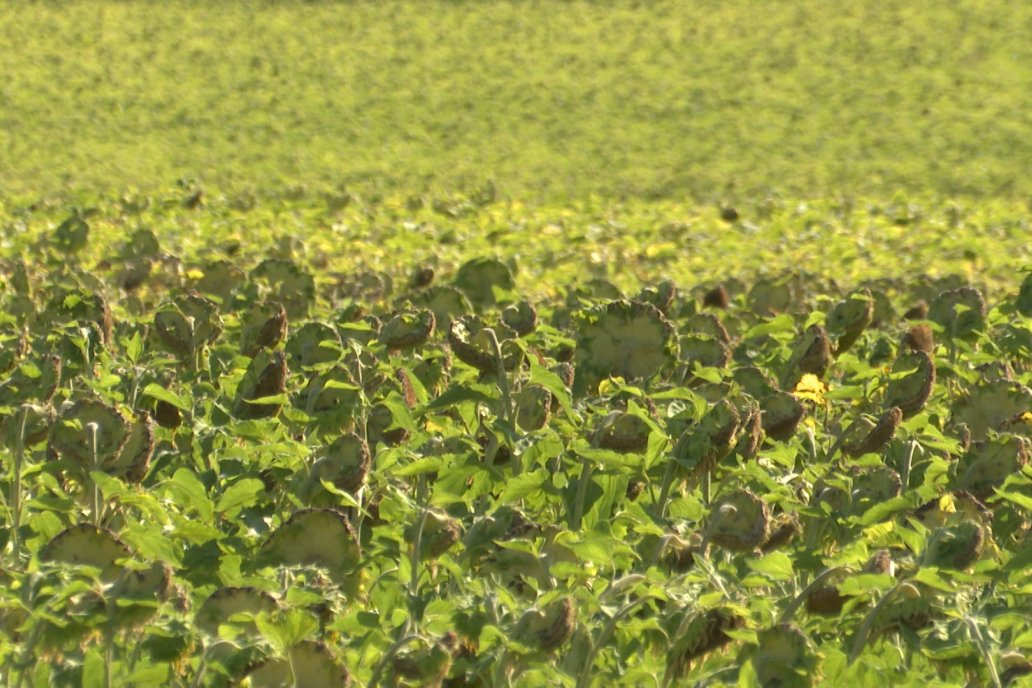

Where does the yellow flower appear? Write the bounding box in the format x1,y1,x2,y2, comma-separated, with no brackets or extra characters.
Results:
793,374,826,404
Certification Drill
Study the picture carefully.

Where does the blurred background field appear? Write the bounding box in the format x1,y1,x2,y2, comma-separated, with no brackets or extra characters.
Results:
2,0,1031,203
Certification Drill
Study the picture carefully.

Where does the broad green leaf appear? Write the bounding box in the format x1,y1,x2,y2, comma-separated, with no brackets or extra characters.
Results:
912,567,957,593
746,551,794,580
496,468,548,505
166,468,214,521
858,495,914,526
243,393,289,405
82,649,106,688
528,360,573,416
381,391,419,434
838,573,895,596
563,529,634,566
570,438,641,470
215,478,265,516
124,331,144,364
994,488,1032,513
420,384,499,414
254,609,318,656
582,473,628,531
393,456,445,477
743,314,796,339
142,383,191,412
123,522,181,564
122,664,170,685
318,480,361,508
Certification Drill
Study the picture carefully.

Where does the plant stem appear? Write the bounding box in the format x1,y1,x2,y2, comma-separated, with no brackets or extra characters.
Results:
778,566,849,624
484,328,513,429
88,422,103,527
10,405,29,562
899,439,918,491
570,455,593,531
965,616,1002,688
368,634,422,688
408,504,429,625
576,595,655,688
104,629,114,688
849,580,905,663
655,459,677,520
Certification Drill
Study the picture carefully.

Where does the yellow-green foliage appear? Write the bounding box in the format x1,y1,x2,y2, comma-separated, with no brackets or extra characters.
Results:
1,0,1030,201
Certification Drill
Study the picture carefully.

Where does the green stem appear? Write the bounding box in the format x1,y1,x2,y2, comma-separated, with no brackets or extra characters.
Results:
965,616,1002,688
12,624,44,688
848,580,905,663
10,405,29,562
407,502,429,627
123,627,145,685
822,434,845,464
576,595,655,688
88,422,103,527
352,347,370,446
570,455,593,531
802,425,818,473
368,634,422,688
128,371,142,410
484,328,513,428
491,647,514,688
185,317,198,375
104,629,114,688
352,485,368,540
899,439,918,492
655,459,678,520
778,566,849,624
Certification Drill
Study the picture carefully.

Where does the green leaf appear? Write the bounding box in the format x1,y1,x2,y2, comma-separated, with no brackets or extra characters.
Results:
166,468,214,521
582,473,627,531
993,488,1032,513
838,573,896,597
690,363,723,384
243,393,289,405
215,478,265,516
823,540,869,568
123,522,181,564
381,391,418,435
285,587,326,607
912,567,957,593
570,438,641,470
320,378,361,391
90,471,129,500
858,495,914,526
528,360,573,416
746,551,794,580
254,609,318,656
896,522,927,555
142,383,191,412
743,314,796,339
496,468,548,505
82,649,106,688
725,628,758,645
124,331,144,365
420,384,499,414
615,501,665,537
563,528,633,566
318,480,361,508
393,456,445,477
824,385,867,401
122,664,170,685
